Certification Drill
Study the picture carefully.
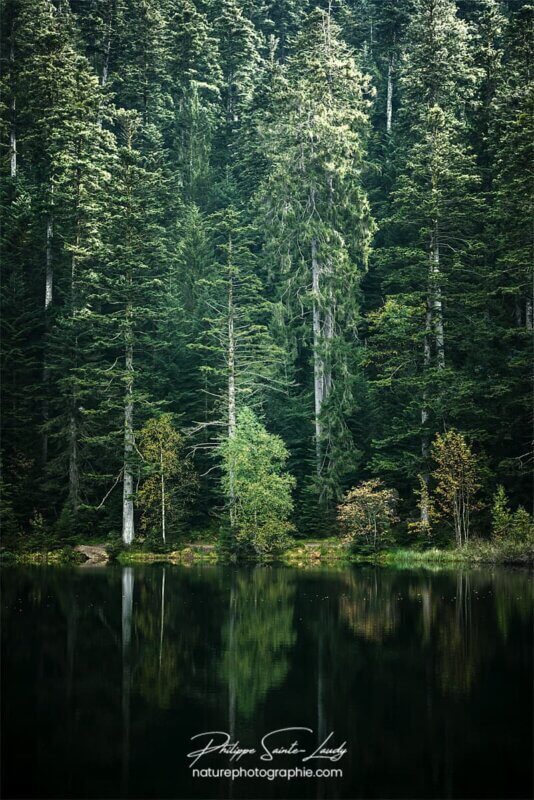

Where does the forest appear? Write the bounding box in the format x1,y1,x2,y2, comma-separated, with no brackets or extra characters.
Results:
1,0,532,559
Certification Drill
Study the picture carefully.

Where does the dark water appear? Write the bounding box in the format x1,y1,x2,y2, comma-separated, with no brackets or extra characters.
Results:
2,565,532,800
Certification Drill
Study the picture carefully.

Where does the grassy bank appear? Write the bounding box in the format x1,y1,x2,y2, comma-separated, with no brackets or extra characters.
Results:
3,537,532,567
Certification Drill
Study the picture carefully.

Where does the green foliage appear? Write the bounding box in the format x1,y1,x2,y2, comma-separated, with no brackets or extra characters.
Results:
431,431,481,546
137,415,197,542
491,485,534,544
258,8,375,508
338,479,399,553
0,0,531,556
221,569,295,717
219,408,295,557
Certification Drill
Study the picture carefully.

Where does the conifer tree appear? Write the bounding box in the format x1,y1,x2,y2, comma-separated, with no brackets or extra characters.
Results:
92,110,169,544
259,8,374,507
368,0,482,520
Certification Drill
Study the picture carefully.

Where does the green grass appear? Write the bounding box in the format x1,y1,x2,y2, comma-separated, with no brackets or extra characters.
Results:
4,534,532,568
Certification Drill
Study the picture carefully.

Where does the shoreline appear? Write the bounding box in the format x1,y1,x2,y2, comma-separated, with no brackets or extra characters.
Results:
3,539,533,568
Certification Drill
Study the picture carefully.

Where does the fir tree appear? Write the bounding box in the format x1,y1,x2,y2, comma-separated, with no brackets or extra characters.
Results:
259,8,374,509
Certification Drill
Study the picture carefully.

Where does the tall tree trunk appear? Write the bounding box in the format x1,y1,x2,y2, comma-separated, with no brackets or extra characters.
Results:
312,237,323,476
430,226,445,368
160,448,166,544
68,196,81,513
45,216,53,310
68,412,80,511
9,33,16,178
227,266,237,529
122,311,135,545
42,214,53,465
228,274,236,438
386,55,393,134
420,225,445,523
420,300,432,525
323,300,334,397
526,297,533,330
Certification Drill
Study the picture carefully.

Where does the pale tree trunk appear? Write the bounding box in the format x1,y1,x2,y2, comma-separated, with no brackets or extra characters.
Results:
323,300,334,397
430,226,445,369
420,226,445,523
526,297,533,330
122,317,135,545
68,413,80,511
45,217,53,310
42,214,54,465
420,300,432,525
514,297,522,326
68,203,81,513
159,448,166,544
386,55,393,134
324,176,335,400
312,237,324,476
9,33,16,178
228,275,236,438
227,268,237,529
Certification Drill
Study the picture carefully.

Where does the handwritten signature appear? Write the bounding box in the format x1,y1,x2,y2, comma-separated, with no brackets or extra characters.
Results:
187,728,348,767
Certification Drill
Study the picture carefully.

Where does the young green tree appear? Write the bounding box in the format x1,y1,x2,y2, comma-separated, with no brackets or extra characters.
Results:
137,415,197,543
491,485,534,545
431,430,480,546
219,407,295,557
337,479,398,553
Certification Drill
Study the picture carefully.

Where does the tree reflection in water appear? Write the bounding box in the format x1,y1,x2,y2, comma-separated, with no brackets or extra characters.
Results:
222,568,296,721
1,565,532,800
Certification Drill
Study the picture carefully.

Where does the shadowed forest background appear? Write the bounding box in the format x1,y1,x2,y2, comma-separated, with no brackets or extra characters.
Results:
1,0,532,555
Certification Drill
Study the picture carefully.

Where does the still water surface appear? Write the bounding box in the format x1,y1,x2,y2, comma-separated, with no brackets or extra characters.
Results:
2,565,532,799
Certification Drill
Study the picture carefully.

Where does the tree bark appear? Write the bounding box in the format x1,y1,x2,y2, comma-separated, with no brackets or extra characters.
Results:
42,214,54,464
430,227,445,369
526,297,533,330
386,55,393,134
160,448,166,544
312,237,323,476
68,411,80,511
68,212,81,513
9,32,16,178
228,274,236,438
45,216,53,310
122,321,135,545
420,299,432,525
227,268,236,528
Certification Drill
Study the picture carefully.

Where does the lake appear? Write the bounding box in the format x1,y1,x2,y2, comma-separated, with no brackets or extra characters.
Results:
1,564,532,799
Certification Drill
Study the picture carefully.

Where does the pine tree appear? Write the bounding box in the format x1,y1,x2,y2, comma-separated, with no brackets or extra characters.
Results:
90,110,170,544
258,8,374,510
192,206,280,449
367,0,482,521
164,0,222,202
